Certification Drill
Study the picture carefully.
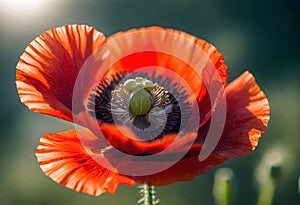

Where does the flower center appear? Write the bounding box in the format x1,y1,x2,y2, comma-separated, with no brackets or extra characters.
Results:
88,72,191,141
110,77,171,140
123,77,155,116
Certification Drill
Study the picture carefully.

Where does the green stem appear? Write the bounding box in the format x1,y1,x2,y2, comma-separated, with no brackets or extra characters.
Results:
257,178,275,205
138,184,160,205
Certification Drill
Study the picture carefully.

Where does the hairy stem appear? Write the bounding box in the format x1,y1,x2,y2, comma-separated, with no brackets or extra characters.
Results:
138,184,160,205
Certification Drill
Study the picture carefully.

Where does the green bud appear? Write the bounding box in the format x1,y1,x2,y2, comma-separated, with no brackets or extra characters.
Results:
129,88,152,116
213,168,234,205
124,79,137,92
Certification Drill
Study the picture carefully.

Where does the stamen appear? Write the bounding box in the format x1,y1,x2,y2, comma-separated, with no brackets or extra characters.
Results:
88,72,126,123
88,72,191,141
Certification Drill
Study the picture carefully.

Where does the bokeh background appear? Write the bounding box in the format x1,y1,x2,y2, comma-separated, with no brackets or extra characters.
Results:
0,0,299,204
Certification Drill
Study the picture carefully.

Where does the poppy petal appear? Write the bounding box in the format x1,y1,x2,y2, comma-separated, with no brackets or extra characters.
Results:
130,153,228,186
98,123,198,156
16,25,106,122
102,26,228,103
36,129,135,196
214,71,270,157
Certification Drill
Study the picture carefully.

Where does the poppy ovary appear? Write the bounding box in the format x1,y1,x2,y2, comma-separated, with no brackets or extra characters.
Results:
124,77,155,116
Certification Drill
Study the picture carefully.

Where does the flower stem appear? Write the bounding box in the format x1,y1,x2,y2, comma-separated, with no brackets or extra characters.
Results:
138,184,160,205
257,178,275,205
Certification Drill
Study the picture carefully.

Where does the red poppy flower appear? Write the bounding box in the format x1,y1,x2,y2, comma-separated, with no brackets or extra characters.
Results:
16,25,270,196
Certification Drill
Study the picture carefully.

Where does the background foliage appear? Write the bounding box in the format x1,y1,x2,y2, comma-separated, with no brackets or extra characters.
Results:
0,0,299,204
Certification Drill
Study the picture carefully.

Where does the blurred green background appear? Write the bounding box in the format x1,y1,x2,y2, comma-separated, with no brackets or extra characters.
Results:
0,0,299,204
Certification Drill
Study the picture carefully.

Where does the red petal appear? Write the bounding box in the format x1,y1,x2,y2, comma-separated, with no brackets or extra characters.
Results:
16,25,106,122
100,124,198,155
36,129,135,196
131,154,228,186
103,27,228,106
214,71,270,157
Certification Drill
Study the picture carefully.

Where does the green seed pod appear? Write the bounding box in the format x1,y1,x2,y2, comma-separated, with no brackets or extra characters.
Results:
129,88,152,116
143,80,154,92
124,79,137,92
